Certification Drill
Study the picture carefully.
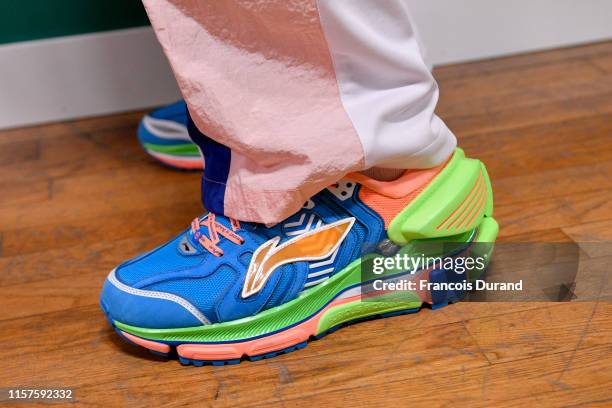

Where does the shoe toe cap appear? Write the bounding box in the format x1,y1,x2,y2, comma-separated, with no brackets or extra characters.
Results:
100,268,208,329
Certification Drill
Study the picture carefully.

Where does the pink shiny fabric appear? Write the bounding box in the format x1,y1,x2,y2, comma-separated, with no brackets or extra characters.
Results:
144,0,365,223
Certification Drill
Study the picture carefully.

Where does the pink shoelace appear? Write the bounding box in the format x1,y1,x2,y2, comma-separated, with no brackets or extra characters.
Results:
190,213,244,257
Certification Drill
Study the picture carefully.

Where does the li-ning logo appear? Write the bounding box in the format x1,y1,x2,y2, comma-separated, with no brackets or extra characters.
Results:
241,218,355,298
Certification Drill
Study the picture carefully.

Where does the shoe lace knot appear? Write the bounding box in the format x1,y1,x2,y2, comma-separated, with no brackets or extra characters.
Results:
190,213,244,257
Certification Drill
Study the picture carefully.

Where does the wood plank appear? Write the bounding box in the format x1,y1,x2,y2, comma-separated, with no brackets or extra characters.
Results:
0,232,172,287
262,343,612,408
438,53,612,119
463,303,604,364
0,123,154,184
460,114,612,178
0,304,489,407
500,228,574,243
447,92,612,138
564,219,612,243
0,202,201,258
0,178,50,207
0,169,201,230
492,160,612,207
433,40,612,81
495,188,612,238
1,304,607,407
0,137,41,167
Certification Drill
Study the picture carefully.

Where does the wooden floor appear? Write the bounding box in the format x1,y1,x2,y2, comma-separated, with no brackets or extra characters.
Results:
1,41,611,407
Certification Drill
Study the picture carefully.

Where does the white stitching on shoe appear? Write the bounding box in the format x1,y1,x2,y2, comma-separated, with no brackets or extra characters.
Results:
107,268,210,325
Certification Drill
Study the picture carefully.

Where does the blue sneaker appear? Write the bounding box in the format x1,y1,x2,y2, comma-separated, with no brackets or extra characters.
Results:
137,100,204,170
100,148,497,365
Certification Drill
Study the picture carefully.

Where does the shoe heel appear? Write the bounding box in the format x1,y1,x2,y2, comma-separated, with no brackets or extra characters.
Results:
388,148,494,244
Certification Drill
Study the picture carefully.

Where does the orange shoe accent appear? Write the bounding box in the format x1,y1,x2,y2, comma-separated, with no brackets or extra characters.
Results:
120,331,171,354
436,171,485,231
349,159,449,228
176,294,360,361
460,181,488,229
242,218,355,298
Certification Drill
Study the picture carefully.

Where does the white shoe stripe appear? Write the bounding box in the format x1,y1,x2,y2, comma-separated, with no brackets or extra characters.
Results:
107,268,210,325
310,246,340,268
284,213,306,229
143,115,191,141
304,276,329,288
307,267,334,278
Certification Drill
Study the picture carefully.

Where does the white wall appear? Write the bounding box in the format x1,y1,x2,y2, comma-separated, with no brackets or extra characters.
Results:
0,28,181,130
407,0,612,65
1,1,611,129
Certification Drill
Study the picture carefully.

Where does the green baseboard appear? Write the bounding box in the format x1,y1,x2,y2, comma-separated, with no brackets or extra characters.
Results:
0,0,149,45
